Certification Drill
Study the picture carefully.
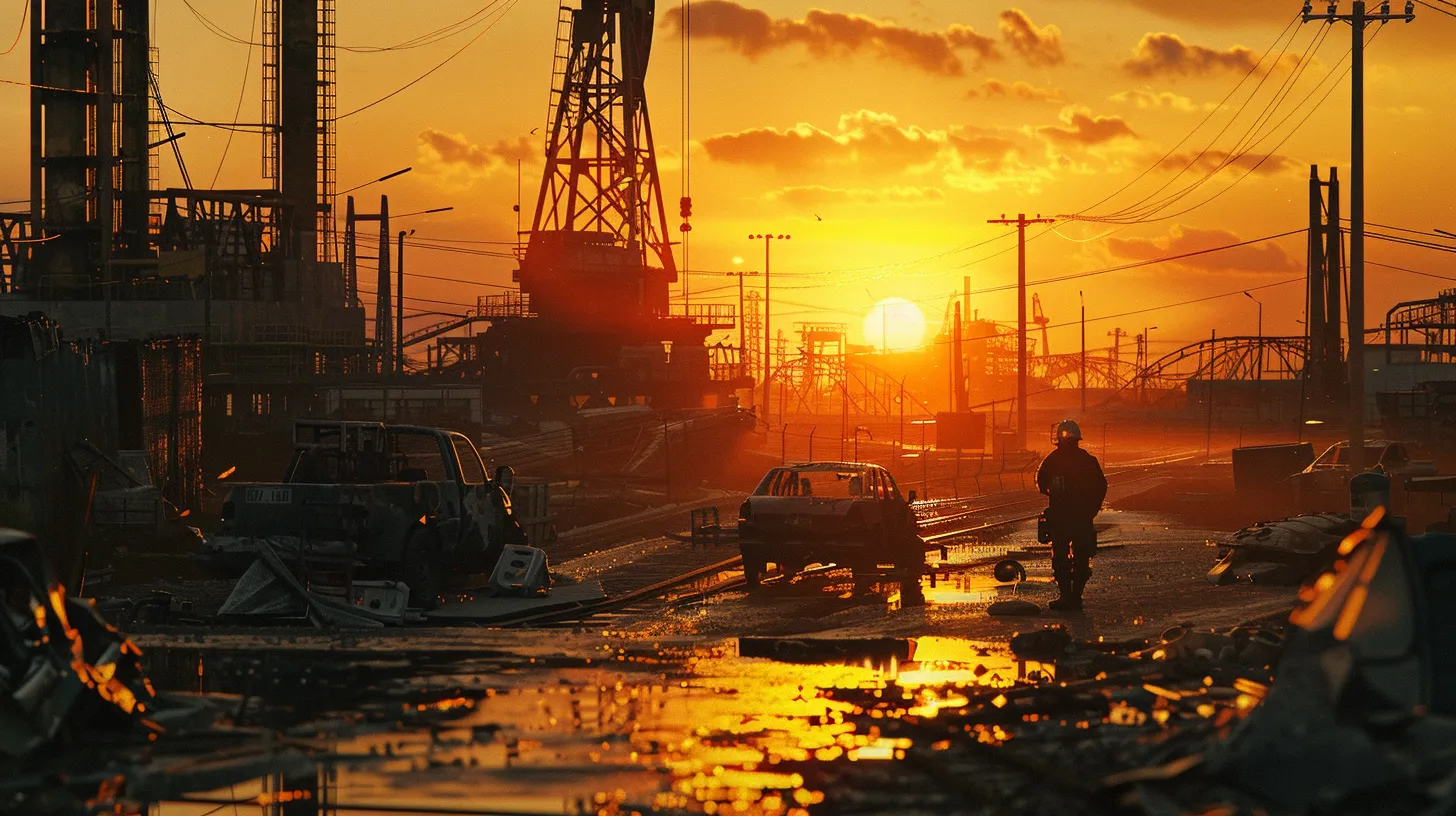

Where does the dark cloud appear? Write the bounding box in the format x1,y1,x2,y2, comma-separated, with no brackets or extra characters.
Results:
661,1,999,76
1036,108,1138,148
1107,225,1299,274
418,129,534,171
1158,150,1300,177
998,9,1065,67
1124,33,1262,77
971,78,1066,102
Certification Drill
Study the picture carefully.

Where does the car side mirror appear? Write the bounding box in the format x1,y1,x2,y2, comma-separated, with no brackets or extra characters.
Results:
908,490,918,504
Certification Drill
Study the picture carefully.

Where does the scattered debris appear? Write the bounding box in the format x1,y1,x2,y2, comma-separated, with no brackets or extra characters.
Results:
1009,626,1072,659
1208,513,1357,585
0,528,157,757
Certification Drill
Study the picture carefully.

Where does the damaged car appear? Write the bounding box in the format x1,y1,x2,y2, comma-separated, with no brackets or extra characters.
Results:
736,462,925,589
205,421,530,609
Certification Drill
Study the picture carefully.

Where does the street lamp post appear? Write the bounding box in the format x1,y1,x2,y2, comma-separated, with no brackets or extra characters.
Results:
854,426,872,463
397,229,411,375
392,207,452,376
749,234,790,425
1244,291,1263,379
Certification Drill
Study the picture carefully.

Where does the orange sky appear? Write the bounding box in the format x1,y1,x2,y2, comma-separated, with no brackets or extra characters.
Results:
1,0,1454,359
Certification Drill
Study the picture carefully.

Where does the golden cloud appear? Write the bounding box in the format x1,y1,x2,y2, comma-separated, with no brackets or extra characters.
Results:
972,78,1066,102
1036,107,1138,148
702,111,1056,192
1158,150,1301,177
765,185,946,208
1110,87,1212,112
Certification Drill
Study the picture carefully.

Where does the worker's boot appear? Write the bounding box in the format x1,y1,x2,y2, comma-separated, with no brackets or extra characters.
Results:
1063,567,1091,612
1047,584,1075,611
1047,557,1074,611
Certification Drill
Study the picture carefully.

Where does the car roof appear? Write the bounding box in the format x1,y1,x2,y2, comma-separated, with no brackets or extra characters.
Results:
778,462,882,472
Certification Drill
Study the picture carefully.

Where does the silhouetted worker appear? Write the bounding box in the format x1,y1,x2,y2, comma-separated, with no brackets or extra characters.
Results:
1036,420,1108,611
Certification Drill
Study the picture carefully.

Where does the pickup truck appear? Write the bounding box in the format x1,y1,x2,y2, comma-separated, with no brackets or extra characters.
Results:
205,420,527,608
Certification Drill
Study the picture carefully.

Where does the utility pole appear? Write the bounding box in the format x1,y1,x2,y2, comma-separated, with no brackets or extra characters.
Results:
1302,0,1415,475
749,234,790,425
348,195,393,375
987,213,1055,451
1108,327,1129,386
953,302,965,412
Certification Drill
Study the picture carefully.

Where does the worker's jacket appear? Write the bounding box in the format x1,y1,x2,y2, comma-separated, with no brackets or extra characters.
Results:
1036,445,1109,536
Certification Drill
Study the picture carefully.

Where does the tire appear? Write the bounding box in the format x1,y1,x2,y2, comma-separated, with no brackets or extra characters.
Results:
742,548,767,592
400,527,443,610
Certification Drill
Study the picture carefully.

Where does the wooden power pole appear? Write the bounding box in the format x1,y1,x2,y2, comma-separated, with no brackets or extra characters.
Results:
987,213,1055,451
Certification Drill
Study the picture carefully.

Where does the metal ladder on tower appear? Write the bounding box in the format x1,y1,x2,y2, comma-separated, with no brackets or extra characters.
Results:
261,0,279,183
544,6,576,144
316,0,338,264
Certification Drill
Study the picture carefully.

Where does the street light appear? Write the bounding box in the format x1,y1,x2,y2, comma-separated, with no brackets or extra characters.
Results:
397,229,413,375
341,166,412,195
853,425,872,463
395,206,455,219
748,233,791,424
394,207,451,375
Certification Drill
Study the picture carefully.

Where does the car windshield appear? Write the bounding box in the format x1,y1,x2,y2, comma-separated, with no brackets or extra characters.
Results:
1313,444,1393,468
755,467,870,498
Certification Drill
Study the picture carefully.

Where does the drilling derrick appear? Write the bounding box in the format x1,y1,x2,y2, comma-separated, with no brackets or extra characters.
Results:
522,0,676,324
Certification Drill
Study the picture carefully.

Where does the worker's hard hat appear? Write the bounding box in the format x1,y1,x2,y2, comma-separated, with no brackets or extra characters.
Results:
1053,420,1082,444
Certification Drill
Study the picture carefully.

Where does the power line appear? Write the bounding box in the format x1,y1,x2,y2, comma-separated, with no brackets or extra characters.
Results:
1087,16,1313,223
1083,25,1347,225
1070,11,1303,219
1367,260,1456,282
339,0,519,120
1364,230,1456,254
0,0,28,57
208,0,260,190
1414,0,1456,18
340,1,511,53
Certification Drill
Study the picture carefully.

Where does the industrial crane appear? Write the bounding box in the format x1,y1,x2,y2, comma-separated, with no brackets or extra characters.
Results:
520,0,677,326
1032,293,1051,357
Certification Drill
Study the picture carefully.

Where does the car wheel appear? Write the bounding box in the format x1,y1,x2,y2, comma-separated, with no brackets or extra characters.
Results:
893,535,926,578
742,549,767,591
400,527,443,610
850,557,878,592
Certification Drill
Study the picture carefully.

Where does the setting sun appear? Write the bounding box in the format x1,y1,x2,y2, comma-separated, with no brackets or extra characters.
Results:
864,298,928,353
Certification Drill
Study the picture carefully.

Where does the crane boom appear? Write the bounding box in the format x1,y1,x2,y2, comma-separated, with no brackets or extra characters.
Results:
1032,293,1051,357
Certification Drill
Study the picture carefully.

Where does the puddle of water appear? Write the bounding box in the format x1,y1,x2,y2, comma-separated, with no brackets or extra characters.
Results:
913,569,1028,607
138,635,1053,815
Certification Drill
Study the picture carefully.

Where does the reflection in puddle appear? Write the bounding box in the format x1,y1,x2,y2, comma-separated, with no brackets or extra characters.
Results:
146,636,1051,815
920,571,1017,605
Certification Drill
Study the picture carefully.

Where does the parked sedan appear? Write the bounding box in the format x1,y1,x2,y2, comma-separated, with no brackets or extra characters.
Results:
1289,439,1435,512
736,462,924,588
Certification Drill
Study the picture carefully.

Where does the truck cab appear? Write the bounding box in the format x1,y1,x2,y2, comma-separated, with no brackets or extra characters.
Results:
211,421,525,608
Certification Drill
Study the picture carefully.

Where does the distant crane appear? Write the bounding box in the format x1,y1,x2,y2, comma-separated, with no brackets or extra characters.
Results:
1032,293,1051,357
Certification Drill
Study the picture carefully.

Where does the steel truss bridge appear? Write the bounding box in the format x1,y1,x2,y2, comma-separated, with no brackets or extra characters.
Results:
1113,335,1310,404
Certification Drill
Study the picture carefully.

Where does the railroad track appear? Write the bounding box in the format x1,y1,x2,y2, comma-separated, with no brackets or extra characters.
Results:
504,458,1187,627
